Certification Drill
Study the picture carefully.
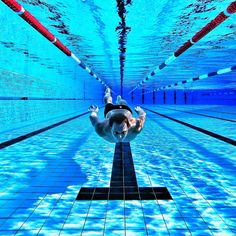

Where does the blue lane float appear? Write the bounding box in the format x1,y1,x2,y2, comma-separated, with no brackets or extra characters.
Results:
144,65,236,93
130,1,236,93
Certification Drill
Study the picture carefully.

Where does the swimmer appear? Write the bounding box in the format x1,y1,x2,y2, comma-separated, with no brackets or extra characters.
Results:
89,88,146,143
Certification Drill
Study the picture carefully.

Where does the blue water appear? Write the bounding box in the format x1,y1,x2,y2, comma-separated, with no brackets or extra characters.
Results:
0,105,235,235
0,0,236,235
0,0,236,94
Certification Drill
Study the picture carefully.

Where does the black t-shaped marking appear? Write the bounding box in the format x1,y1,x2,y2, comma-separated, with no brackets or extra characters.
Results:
76,142,172,200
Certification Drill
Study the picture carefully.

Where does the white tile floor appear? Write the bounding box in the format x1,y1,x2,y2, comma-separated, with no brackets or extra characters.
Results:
0,105,235,235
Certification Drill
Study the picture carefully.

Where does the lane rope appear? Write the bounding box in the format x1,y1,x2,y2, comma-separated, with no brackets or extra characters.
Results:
1,0,111,90
130,1,236,93
144,65,236,93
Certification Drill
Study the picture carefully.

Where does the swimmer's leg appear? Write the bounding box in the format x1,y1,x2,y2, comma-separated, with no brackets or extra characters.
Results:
104,88,112,104
116,95,128,105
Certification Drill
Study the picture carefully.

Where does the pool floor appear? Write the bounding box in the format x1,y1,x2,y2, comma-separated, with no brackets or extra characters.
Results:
0,105,235,235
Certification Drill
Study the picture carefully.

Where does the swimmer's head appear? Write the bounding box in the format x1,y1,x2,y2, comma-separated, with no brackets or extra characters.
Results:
109,113,130,142
111,121,128,142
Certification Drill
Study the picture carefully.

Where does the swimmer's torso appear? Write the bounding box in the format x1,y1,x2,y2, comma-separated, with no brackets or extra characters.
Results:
97,109,142,143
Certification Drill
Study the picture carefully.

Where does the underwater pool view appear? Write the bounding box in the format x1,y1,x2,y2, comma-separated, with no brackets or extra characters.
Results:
0,0,236,235
0,105,235,235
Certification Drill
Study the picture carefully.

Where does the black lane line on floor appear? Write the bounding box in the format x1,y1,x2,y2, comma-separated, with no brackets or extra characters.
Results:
207,108,236,116
142,107,236,147
155,106,236,123
0,111,89,150
76,142,172,201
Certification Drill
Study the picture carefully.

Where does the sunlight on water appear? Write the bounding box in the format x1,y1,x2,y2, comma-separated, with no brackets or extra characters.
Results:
0,100,235,236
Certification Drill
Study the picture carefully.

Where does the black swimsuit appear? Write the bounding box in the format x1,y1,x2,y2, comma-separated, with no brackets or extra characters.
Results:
104,104,133,117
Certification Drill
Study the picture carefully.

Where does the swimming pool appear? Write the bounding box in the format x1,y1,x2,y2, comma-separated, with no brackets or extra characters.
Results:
0,0,236,235
0,105,235,235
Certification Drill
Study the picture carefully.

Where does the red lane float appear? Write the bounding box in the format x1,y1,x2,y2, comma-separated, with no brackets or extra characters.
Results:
2,0,71,56
2,0,21,12
174,2,236,57
191,12,228,44
54,39,72,56
227,1,236,13
174,40,192,57
1,0,109,88
131,1,236,93
20,10,55,42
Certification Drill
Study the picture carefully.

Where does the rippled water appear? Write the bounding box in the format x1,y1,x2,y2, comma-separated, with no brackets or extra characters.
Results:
0,105,235,235
0,0,235,94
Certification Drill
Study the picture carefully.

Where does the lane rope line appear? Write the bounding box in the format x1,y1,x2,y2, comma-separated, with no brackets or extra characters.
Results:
145,65,236,93
142,107,236,146
130,1,236,93
1,0,111,90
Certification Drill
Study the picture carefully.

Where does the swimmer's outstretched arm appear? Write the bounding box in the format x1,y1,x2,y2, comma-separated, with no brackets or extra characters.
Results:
89,105,107,136
89,105,99,127
134,106,146,131
135,106,146,117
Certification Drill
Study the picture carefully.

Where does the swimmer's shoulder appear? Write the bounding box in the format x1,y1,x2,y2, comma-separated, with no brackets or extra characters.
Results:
95,119,110,135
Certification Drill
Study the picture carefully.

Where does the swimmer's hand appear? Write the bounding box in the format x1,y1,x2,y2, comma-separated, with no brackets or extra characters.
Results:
135,106,146,118
88,105,99,113
134,106,146,130
89,105,99,126
135,106,142,113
